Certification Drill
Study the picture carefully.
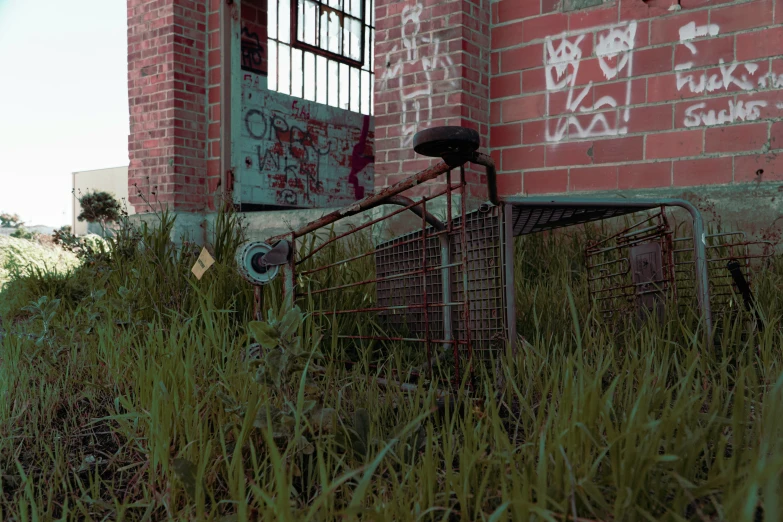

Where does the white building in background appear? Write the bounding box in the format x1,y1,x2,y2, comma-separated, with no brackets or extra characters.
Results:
72,166,133,236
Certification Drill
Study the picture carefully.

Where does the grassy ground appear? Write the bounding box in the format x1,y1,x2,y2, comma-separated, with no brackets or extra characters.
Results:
1,209,782,521
0,236,79,292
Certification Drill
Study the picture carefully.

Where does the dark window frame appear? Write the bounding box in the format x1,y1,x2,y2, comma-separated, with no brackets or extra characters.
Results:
290,0,368,68
264,0,376,115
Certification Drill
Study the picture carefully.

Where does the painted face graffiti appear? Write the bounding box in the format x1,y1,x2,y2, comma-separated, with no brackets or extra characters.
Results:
544,22,637,142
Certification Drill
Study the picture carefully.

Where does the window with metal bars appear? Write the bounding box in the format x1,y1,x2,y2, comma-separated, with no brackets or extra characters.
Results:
266,0,375,115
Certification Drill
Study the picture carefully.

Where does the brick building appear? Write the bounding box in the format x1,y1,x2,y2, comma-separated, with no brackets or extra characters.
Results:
127,0,783,241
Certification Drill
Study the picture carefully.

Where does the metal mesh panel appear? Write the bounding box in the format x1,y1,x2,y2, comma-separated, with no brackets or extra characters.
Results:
586,216,772,323
450,207,506,356
585,212,676,323
374,229,444,341
511,205,654,236
375,206,506,360
673,233,772,318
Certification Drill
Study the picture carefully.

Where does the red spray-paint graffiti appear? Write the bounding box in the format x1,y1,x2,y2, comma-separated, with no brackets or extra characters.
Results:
240,74,374,208
348,115,374,200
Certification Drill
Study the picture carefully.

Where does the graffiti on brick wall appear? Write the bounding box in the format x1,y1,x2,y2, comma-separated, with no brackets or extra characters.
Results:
683,99,768,127
759,73,783,90
545,18,783,139
544,22,638,142
245,109,333,203
239,76,373,207
676,22,783,127
380,3,460,146
242,27,267,76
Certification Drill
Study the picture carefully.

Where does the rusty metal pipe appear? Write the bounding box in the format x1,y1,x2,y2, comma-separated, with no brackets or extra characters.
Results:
268,161,453,242
385,195,446,231
472,152,499,206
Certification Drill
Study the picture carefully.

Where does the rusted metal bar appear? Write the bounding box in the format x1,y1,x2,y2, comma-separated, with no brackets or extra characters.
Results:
283,232,296,305
421,197,431,374
458,165,470,388
306,262,463,296
503,203,517,353
387,195,446,231
299,227,454,276
442,171,454,359
294,180,459,267
268,160,453,243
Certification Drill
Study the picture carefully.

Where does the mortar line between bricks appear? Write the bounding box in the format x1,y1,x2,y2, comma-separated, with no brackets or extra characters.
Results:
491,121,779,144
732,156,737,183
702,126,706,161
493,150,783,171
492,17,783,49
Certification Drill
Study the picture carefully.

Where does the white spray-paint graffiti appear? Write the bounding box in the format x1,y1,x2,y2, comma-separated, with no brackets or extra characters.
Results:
543,18,781,140
683,100,768,127
675,59,760,94
677,22,720,54
544,22,638,142
759,72,783,89
674,22,783,127
675,23,760,101
380,4,460,146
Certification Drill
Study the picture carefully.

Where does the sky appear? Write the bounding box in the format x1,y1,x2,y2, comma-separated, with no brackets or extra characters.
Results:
0,0,128,228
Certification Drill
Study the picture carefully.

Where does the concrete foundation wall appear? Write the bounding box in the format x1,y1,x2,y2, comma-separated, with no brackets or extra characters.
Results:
127,178,782,254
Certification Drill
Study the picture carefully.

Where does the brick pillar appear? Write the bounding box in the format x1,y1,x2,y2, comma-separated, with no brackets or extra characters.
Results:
374,0,491,198
127,0,210,213
206,0,224,211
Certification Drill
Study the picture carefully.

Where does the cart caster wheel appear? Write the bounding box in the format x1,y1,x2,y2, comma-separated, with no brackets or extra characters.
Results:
236,241,280,285
413,126,480,167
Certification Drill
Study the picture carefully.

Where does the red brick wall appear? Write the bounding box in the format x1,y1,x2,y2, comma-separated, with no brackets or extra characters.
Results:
128,0,209,212
374,0,491,198
489,0,783,196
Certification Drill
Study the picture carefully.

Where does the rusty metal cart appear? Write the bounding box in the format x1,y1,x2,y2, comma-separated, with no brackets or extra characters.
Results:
237,126,759,387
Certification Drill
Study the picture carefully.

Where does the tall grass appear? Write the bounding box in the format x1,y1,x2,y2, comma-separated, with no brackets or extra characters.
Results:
0,207,782,521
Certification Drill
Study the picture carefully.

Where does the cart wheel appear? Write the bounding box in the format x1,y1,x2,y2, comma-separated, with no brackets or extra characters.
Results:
413,126,480,166
236,241,281,285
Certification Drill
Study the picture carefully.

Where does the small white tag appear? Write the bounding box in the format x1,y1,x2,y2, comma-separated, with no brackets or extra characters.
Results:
191,247,215,280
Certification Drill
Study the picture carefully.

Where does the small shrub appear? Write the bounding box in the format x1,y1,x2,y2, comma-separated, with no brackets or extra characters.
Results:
10,227,35,240
75,190,123,237
0,211,23,228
